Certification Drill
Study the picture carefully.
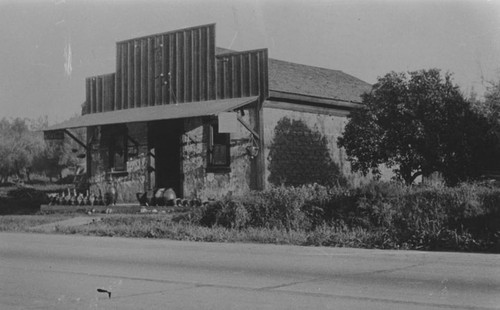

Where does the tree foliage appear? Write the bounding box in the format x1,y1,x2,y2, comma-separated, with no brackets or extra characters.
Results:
338,69,497,185
0,118,43,182
0,117,84,183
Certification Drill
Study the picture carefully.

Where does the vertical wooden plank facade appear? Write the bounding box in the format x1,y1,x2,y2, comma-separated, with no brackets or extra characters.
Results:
215,49,269,102
112,23,216,110
85,73,115,114
84,24,217,115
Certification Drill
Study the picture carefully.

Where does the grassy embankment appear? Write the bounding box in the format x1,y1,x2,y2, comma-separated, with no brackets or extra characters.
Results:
1,181,499,253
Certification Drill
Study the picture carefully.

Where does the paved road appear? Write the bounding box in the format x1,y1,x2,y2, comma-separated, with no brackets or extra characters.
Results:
1,233,499,310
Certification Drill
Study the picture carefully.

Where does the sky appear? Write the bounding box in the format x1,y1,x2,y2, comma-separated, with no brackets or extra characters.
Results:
0,0,499,124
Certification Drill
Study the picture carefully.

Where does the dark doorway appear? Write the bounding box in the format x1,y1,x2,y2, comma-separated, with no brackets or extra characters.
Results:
148,119,183,197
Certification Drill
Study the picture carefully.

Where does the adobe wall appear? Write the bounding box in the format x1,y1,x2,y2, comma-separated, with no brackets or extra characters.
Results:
182,114,255,201
263,103,385,187
87,123,149,203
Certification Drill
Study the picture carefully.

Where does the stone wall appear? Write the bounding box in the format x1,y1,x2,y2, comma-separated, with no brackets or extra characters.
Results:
87,123,149,203
182,114,255,201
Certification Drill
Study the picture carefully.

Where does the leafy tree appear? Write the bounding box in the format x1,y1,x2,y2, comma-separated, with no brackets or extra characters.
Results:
29,117,85,182
0,118,44,182
338,69,496,185
0,117,85,183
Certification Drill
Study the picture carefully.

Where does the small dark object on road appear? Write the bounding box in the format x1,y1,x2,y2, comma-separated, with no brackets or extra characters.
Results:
97,288,111,298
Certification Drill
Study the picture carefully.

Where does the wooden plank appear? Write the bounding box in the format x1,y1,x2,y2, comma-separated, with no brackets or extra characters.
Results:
97,76,102,112
170,33,179,103
200,27,207,101
64,129,88,150
122,43,128,109
234,54,241,98
140,39,147,107
90,77,96,113
116,23,216,45
85,78,90,115
269,90,363,109
208,25,216,100
111,24,218,110
108,73,115,111
256,103,265,190
163,34,170,104
185,30,192,103
135,40,141,107
237,114,260,141
148,37,154,107
193,28,200,101
182,30,186,103
179,31,185,103
262,49,269,99
154,35,162,105
242,54,250,97
128,41,134,108
102,75,108,111
251,52,257,96
44,130,64,140
166,34,173,104
161,35,166,105
264,100,350,117
115,46,122,110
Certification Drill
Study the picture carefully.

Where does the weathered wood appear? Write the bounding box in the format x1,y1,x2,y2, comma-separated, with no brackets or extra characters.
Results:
140,39,147,107
86,24,222,113
85,78,91,115
147,37,154,107
215,49,268,101
122,44,128,109
115,46,122,110
268,90,363,110
90,77,96,113
264,100,350,117
237,114,260,141
128,41,134,108
64,129,87,150
135,40,141,108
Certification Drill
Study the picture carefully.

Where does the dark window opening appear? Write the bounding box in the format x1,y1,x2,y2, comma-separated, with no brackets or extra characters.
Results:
104,125,128,172
207,122,230,173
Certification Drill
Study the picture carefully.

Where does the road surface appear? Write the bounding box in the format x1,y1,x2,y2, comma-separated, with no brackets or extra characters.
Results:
1,232,499,309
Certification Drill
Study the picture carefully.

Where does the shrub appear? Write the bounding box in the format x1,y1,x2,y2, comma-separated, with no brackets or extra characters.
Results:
0,186,48,215
177,181,499,252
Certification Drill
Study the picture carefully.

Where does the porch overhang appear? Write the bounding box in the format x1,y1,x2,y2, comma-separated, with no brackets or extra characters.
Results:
45,96,259,131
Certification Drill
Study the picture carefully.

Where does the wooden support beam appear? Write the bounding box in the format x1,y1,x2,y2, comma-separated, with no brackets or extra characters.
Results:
64,129,88,151
236,114,260,141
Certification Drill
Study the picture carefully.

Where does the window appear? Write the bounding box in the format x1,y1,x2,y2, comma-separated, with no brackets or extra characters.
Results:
207,122,230,172
103,125,128,172
109,134,127,171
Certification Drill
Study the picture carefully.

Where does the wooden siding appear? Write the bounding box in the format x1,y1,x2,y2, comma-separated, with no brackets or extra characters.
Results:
82,24,270,117
85,73,115,114
115,24,216,108
216,49,269,102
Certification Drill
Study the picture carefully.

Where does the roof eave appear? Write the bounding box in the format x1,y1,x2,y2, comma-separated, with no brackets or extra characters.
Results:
268,90,364,111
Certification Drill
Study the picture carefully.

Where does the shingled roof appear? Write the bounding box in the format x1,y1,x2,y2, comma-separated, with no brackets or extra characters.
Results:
216,47,372,104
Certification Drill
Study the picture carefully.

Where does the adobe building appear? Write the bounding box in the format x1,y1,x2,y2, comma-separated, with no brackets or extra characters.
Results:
44,24,372,203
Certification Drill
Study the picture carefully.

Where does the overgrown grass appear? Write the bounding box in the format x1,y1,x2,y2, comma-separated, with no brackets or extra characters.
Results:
0,215,72,232
50,215,379,246
1,181,499,253
174,182,500,253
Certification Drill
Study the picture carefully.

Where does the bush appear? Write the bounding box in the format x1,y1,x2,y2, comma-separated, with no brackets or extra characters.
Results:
0,186,48,215
179,181,499,252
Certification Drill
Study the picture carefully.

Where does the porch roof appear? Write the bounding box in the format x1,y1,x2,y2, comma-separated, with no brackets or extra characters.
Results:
46,96,258,131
